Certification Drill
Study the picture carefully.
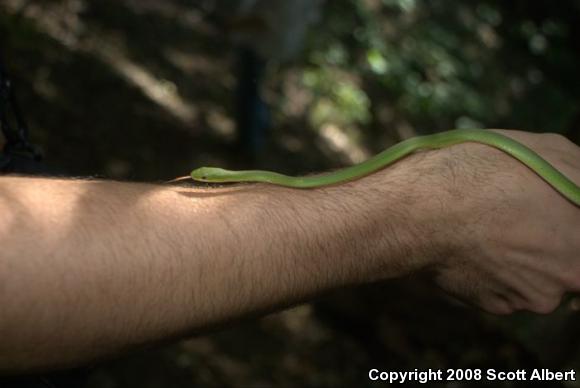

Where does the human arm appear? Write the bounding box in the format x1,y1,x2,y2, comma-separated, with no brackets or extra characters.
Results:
0,170,432,374
0,129,579,374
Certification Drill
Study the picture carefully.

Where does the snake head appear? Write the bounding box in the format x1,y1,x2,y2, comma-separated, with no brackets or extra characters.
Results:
191,167,230,182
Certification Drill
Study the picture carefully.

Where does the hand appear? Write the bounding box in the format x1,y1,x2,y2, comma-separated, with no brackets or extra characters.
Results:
428,130,580,314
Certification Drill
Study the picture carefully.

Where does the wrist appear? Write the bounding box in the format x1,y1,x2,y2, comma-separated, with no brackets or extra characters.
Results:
346,151,457,282
300,153,454,285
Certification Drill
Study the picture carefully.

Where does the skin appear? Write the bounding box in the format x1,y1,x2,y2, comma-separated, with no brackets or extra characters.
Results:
0,129,579,374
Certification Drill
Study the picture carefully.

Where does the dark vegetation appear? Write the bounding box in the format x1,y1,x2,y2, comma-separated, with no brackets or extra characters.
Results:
1,1,579,386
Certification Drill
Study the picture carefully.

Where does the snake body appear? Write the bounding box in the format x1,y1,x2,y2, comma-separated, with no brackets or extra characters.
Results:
190,129,580,207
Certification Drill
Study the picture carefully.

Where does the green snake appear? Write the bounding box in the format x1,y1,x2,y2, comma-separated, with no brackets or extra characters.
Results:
190,129,580,207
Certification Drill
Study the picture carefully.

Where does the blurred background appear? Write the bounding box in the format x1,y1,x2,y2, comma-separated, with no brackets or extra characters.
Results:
1,0,579,387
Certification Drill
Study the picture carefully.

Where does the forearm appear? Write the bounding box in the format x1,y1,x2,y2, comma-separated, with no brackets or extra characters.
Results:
0,172,434,373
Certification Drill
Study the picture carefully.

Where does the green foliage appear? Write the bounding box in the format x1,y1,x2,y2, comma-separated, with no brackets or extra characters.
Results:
301,0,580,135
303,67,371,128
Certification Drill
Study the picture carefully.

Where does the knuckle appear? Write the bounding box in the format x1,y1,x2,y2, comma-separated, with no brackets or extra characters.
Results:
485,299,515,315
528,297,561,315
545,132,573,147
496,304,516,315
562,270,580,292
557,263,580,291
